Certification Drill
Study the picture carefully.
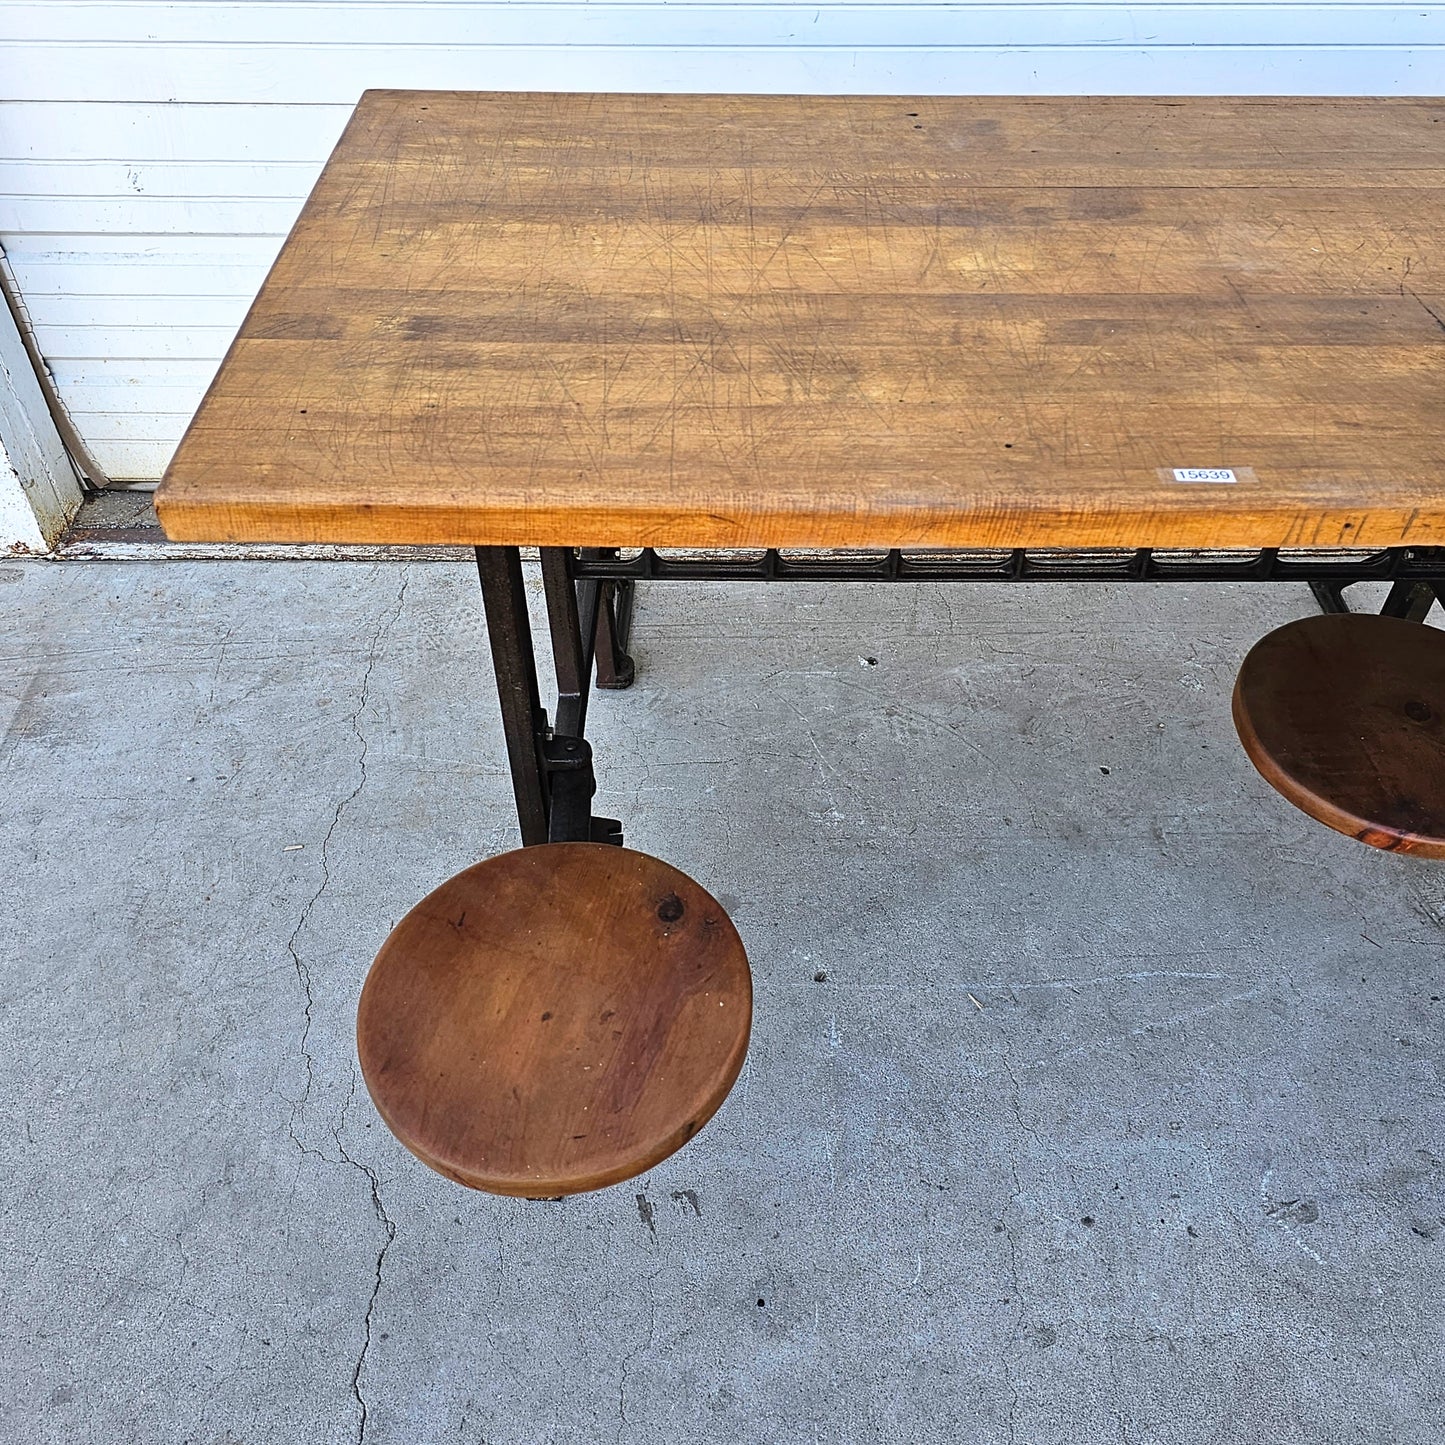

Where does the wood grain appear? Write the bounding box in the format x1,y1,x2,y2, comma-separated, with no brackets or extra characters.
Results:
1233,614,1445,858
356,843,751,1196
156,92,1445,548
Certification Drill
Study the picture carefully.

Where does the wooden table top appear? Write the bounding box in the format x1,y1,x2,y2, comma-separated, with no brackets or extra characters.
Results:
156,91,1445,550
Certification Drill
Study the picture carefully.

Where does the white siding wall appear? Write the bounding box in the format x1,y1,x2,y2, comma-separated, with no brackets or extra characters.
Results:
3,0,1443,480
1,281,83,551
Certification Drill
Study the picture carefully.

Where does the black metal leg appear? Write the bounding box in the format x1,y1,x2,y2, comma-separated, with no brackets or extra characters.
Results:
595,582,637,689
539,548,601,736
1313,577,1440,620
476,546,550,846
1380,579,1439,622
1311,579,1352,614
613,579,636,653
585,549,637,690
536,547,624,847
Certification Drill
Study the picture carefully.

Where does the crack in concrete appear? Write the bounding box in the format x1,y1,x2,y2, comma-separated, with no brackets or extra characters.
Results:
328,1046,403,1443
616,1262,662,1445
283,565,409,1159
340,1125,397,1445
266,566,409,1440
487,1208,506,1352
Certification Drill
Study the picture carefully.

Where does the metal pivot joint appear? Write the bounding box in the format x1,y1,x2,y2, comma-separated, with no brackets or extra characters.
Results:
544,735,623,845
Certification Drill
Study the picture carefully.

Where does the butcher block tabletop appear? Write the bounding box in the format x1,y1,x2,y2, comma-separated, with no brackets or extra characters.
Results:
155,91,1445,550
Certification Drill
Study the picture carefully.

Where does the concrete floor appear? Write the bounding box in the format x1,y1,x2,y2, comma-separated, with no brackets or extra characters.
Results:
1,557,1442,1445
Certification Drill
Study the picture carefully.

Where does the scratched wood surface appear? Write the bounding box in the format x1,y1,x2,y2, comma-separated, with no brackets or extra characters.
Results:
155,91,1445,548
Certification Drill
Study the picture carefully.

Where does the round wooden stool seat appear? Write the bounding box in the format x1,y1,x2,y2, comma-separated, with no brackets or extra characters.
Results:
357,844,750,1196
1233,613,1445,857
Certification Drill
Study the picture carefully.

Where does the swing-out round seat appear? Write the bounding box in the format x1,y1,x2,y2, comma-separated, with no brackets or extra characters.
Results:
1233,612,1445,857
357,843,750,1197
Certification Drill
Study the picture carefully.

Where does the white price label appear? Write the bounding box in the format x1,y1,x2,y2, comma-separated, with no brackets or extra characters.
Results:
1171,468,1238,484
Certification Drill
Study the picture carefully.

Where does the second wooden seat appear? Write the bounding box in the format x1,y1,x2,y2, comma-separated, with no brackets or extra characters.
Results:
1233,612,1445,857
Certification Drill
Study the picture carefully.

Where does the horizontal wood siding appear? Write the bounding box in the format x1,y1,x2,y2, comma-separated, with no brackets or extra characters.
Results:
4,0,1443,478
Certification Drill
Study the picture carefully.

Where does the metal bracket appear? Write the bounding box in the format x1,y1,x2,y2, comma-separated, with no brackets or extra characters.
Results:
478,545,630,849
579,549,636,690
570,544,1445,589
1380,579,1442,622
594,580,637,690
544,734,622,845
1311,577,1442,620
